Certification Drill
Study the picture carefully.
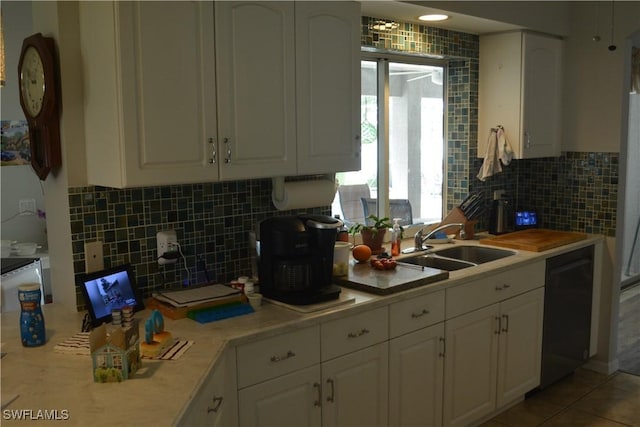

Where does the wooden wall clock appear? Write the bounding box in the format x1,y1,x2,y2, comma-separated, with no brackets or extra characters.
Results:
17,33,62,180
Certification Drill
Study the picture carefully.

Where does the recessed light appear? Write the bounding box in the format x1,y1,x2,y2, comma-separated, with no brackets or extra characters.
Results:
418,14,449,22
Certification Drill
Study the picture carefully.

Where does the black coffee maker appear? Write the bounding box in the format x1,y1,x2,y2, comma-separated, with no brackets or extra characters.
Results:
259,214,342,305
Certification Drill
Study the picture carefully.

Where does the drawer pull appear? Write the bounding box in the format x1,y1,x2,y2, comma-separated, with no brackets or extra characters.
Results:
411,309,430,318
495,285,503,291
347,328,370,339
313,382,321,407
503,284,511,289
326,378,335,403
207,396,223,413
438,337,446,358
494,316,501,335
270,350,296,363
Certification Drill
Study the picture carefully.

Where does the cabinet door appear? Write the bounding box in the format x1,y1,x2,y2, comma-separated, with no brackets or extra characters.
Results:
443,305,500,427
179,351,237,427
238,365,322,427
322,342,389,427
295,1,361,174
497,287,545,407
215,2,298,180
521,33,562,158
81,2,218,188
389,323,444,427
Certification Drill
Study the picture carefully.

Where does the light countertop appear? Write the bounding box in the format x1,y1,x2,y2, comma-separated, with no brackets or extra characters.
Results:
0,235,604,426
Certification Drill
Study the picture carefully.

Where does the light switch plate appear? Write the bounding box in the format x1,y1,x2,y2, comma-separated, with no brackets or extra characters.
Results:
85,240,104,273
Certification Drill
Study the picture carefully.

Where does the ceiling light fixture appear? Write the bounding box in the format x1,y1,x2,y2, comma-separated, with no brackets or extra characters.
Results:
418,14,449,22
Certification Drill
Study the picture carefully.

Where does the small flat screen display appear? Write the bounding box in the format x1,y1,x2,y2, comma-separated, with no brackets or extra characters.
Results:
78,264,144,326
516,211,538,227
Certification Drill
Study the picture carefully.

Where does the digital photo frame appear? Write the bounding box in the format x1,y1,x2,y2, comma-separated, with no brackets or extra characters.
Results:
78,264,144,327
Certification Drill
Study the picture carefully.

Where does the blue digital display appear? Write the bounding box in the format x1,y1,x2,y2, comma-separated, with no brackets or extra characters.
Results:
516,211,537,227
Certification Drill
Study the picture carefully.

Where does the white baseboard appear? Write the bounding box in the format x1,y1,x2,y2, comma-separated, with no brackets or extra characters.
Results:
584,358,619,375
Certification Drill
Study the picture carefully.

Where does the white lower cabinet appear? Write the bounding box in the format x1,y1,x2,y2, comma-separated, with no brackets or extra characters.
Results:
322,343,389,427
389,323,444,427
443,287,545,427
238,365,322,427
179,350,238,427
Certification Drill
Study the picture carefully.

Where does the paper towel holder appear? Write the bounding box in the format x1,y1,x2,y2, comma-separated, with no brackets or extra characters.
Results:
272,174,336,204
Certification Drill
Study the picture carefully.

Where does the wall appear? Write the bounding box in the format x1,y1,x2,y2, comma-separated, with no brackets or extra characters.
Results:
0,1,48,245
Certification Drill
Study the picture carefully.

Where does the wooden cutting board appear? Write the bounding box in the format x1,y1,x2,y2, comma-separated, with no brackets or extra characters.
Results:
480,229,588,252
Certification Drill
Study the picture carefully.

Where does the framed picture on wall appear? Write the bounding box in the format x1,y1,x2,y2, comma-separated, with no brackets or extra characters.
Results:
1,120,30,166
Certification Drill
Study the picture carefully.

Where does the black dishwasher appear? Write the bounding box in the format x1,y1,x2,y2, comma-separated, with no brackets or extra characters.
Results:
540,245,594,389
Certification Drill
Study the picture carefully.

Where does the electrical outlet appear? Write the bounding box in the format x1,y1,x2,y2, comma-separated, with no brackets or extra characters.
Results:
157,230,178,265
85,240,104,273
19,198,36,215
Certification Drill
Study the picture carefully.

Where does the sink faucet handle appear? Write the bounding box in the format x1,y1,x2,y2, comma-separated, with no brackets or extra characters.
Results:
459,224,467,240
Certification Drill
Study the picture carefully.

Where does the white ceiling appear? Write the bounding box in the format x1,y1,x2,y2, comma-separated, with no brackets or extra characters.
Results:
360,1,524,35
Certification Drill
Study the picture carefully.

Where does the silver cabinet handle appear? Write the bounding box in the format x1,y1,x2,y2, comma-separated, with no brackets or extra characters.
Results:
270,350,295,362
495,285,503,291
438,337,445,358
347,328,370,338
502,314,509,333
326,378,335,402
525,131,531,148
313,382,321,407
355,134,361,157
503,284,511,289
208,137,216,164
224,137,231,164
411,309,430,318
207,396,223,413
494,316,501,335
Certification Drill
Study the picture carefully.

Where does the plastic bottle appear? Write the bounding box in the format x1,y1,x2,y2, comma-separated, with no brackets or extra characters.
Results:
391,218,402,257
19,283,46,347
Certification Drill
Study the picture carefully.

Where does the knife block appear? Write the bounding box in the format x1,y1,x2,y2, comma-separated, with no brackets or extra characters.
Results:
440,207,477,239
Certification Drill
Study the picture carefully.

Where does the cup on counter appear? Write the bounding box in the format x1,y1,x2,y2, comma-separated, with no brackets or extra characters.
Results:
333,242,352,276
247,293,263,310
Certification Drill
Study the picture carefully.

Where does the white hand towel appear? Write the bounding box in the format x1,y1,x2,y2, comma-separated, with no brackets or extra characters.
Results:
477,129,501,181
497,127,514,165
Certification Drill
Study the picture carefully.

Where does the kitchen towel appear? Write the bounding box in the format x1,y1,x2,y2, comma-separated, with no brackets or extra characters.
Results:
477,128,501,181
272,179,337,210
477,126,514,181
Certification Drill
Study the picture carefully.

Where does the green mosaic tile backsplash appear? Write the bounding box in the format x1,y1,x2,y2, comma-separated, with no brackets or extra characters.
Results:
69,15,618,310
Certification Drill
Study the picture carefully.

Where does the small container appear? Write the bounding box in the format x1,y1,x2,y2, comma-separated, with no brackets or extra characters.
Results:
333,242,351,276
247,293,263,310
244,280,255,295
19,283,46,347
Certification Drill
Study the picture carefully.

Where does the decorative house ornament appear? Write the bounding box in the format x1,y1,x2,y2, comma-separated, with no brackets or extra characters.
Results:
90,320,141,383
17,33,62,180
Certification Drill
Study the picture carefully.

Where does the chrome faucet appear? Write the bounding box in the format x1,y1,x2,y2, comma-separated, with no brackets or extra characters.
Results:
414,223,466,251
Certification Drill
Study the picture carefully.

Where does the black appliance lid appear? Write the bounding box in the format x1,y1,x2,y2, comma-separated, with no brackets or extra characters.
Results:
298,214,342,229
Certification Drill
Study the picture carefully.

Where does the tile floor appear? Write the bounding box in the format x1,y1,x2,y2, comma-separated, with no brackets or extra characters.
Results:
482,369,640,426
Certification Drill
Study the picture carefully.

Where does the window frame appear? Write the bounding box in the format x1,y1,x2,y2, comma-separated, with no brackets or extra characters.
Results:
360,49,449,235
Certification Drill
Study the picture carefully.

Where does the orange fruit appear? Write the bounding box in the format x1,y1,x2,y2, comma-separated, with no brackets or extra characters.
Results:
352,245,372,262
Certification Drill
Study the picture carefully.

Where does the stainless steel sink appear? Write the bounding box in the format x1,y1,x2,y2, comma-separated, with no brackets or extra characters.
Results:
398,245,515,271
400,255,476,271
432,246,515,264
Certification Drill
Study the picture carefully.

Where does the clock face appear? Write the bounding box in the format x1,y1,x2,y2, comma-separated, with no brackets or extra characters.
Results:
20,46,46,118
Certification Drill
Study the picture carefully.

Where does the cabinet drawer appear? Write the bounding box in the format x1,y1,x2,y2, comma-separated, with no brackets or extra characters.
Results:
446,261,545,319
321,306,388,361
236,326,320,389
389,290,445,338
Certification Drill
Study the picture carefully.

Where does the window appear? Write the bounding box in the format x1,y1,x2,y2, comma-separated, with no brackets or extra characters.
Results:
333,54,445,232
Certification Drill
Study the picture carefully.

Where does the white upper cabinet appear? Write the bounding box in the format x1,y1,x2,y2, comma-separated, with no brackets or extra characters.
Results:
478,31,563,159
79,1,218,188
79,1,361,188
215,2,298,180
295,1,361,174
